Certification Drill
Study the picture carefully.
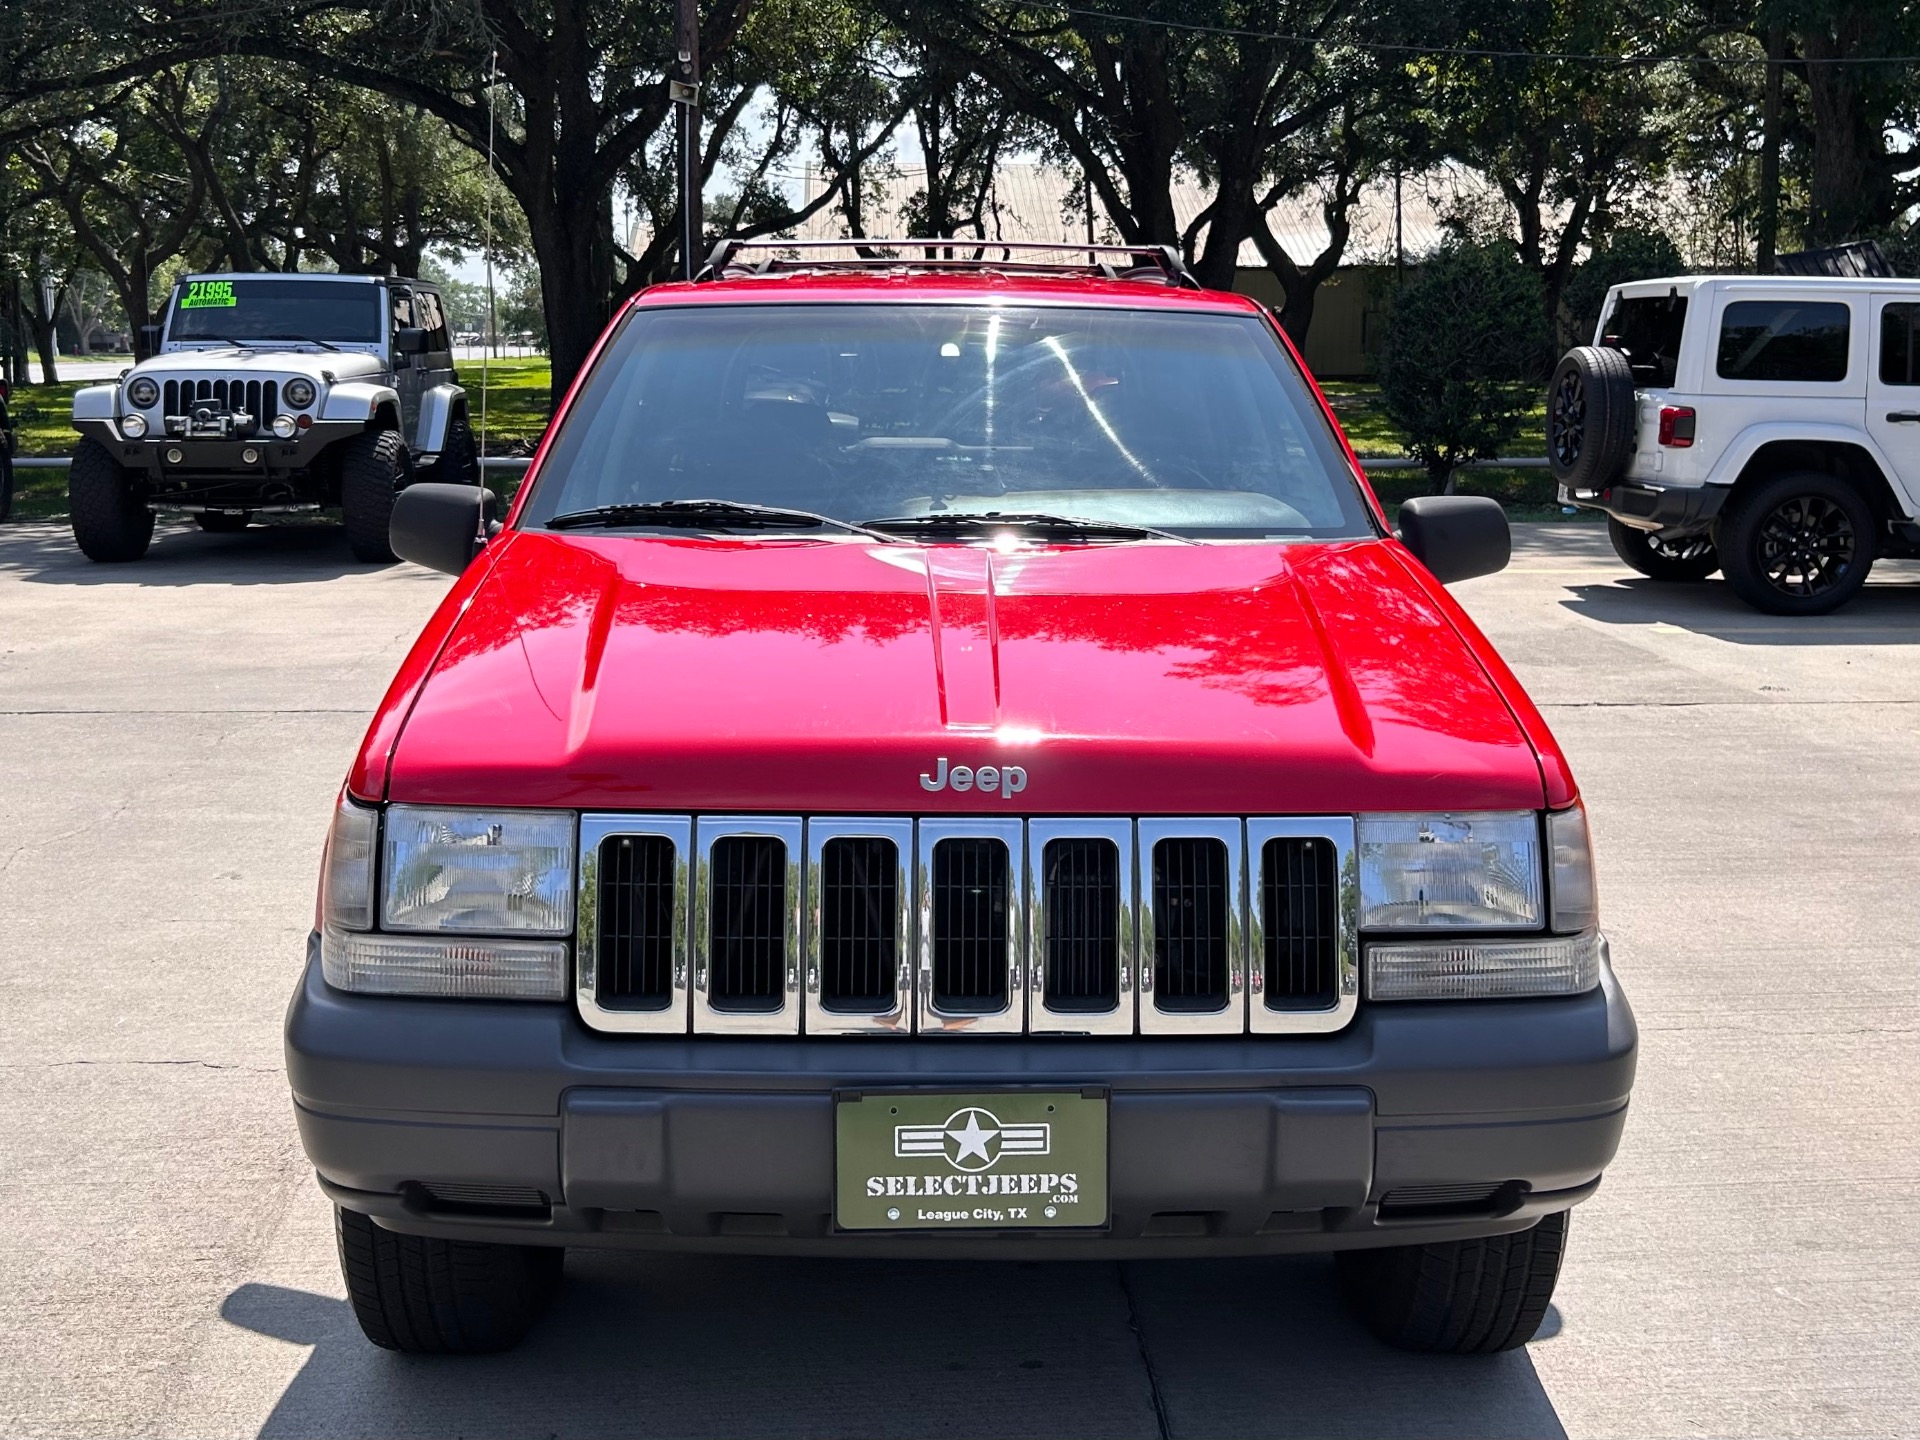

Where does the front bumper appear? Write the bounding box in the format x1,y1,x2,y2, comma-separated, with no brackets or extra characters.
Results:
287,941,1637,1258
1561,478,1728,535
73,417,362,482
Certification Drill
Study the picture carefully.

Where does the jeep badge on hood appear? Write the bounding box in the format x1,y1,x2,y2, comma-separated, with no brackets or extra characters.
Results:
920,757,1027,797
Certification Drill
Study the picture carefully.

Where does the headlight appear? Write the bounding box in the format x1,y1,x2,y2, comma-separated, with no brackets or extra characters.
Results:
284,377,317,408
1357,812,1541,928
121,412,148,438
126,376,159,408
382,805,575,935
271,414,299,439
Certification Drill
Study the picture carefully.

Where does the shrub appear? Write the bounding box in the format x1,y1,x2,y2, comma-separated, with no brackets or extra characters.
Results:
1378,240,1549,493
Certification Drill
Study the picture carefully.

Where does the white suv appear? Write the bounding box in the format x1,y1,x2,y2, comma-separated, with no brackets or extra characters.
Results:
1550,275,1920,613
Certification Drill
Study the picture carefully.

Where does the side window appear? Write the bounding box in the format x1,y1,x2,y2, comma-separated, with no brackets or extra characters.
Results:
1601,295,1687,387
1716,300,1850,382
1879,302,1920,385
390,288,417,337
416,291,450,352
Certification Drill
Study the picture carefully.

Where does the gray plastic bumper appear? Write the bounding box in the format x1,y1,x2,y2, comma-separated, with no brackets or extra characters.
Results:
286,942,1636,1258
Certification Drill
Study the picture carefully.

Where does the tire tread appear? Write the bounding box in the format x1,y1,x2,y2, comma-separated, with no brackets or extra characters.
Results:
1337,1210,1567,1354
335,1206,560,1354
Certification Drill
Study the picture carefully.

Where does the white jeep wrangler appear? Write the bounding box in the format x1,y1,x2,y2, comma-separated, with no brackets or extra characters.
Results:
69,273,480,563
1550,275,1920,614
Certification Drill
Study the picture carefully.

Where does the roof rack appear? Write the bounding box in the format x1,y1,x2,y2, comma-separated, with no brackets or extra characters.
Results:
695,238,1202,290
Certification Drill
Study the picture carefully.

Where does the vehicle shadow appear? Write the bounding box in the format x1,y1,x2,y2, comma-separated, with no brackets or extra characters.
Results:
224,1253,1566,1440
1559,568,1920,645
0,519,406,586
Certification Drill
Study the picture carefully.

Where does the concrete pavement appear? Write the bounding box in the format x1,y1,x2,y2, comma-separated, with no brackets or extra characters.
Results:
0,518,1915,1438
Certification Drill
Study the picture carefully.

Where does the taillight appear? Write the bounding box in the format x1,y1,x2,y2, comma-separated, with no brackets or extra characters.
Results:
1658,406,1695,447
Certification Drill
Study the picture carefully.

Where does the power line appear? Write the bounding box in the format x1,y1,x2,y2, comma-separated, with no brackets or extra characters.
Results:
1052,3,1920,67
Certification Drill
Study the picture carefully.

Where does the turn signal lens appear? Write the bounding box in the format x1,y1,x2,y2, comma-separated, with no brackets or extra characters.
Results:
1546,804,1599,933
321,795,378,932
1367,931,1604,1000
320,928,569,999
121,412,148,438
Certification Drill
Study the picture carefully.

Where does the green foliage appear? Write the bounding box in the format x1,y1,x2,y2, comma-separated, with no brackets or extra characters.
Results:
1378,240,1549,490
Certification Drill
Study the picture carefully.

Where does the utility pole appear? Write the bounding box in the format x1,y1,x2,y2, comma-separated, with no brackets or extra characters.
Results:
1757,22,1786,274
673,0,702,280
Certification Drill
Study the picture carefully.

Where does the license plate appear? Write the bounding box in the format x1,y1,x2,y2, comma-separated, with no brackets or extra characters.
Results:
835,1090,1108,1230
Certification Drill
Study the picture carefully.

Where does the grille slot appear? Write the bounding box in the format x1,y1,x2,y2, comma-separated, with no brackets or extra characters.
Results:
1259,837,1339,1009
707,835,788,1010
163,377,278,428
1379,1181,1523,1218
596,835,677,1008
1151,837,1230,1010
819,837,898,1011
1042,838,1119,1011
931,837,1010,1013
413,1182,551,1217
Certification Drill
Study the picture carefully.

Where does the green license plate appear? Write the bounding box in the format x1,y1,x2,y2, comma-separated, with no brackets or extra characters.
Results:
835,1090,1108,1230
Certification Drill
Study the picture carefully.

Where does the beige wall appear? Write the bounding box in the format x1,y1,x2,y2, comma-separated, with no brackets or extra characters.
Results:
1231,267,1387,380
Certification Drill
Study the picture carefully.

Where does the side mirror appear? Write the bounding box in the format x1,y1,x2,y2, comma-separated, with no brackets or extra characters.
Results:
391,482,500,576
136,324,162,361
1396,495,1510,584
394,326,429,356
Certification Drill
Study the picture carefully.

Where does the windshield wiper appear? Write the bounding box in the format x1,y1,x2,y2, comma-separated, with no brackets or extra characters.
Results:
546,499,899,542
863,510,1196,544
255,333,341,351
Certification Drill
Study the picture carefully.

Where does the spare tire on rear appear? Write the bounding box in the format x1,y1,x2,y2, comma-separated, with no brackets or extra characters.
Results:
1547,345,1636,490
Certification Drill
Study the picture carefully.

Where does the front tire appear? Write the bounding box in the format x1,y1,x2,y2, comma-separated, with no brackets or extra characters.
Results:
1719,470,1875,615
68,438,154,562
437,414,481,487
335,1207,563,1354
1606,517,1718,581
339,429,407,563
1337,1210,1568,1354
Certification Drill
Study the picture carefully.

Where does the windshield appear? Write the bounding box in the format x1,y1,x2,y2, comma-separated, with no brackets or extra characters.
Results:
167,278,383,344
520,303,1376,539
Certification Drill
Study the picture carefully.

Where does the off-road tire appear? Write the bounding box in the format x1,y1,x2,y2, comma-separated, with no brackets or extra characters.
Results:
335,1206,563,1355
1606,517,1719,581
1719,470,1875,616
1547,346,1636,490
195,511,252,533
68,437,154,562
437,414,481,487
1336,1210,1568,1354
340,428,407,563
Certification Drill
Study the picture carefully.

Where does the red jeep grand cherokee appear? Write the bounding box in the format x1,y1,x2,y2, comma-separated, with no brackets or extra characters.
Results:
291,242,1634,1356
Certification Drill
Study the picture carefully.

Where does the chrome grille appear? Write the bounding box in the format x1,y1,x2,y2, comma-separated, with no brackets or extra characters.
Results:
577,815,1355,1035
163,376,279,427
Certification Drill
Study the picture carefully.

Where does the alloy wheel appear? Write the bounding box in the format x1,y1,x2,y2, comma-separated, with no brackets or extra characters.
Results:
1755,494,1856,598
1549,371,1585,468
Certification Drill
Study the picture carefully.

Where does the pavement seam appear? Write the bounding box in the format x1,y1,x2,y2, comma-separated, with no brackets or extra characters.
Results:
1117,1263,1174,1440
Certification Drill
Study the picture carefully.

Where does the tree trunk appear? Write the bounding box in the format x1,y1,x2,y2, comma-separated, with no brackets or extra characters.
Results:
528,182,616,400
27,304,60,384
1800,14,1895,245
1757,23,1785,271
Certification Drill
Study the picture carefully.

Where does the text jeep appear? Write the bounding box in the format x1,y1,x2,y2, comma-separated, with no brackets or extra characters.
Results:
69,272,479,563
290,241,1636,1357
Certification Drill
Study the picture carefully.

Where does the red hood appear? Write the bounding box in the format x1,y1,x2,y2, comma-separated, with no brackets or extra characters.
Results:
375,532,1547,814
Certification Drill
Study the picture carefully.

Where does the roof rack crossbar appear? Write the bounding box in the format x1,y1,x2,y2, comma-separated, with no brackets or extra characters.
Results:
694,238,1201,289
